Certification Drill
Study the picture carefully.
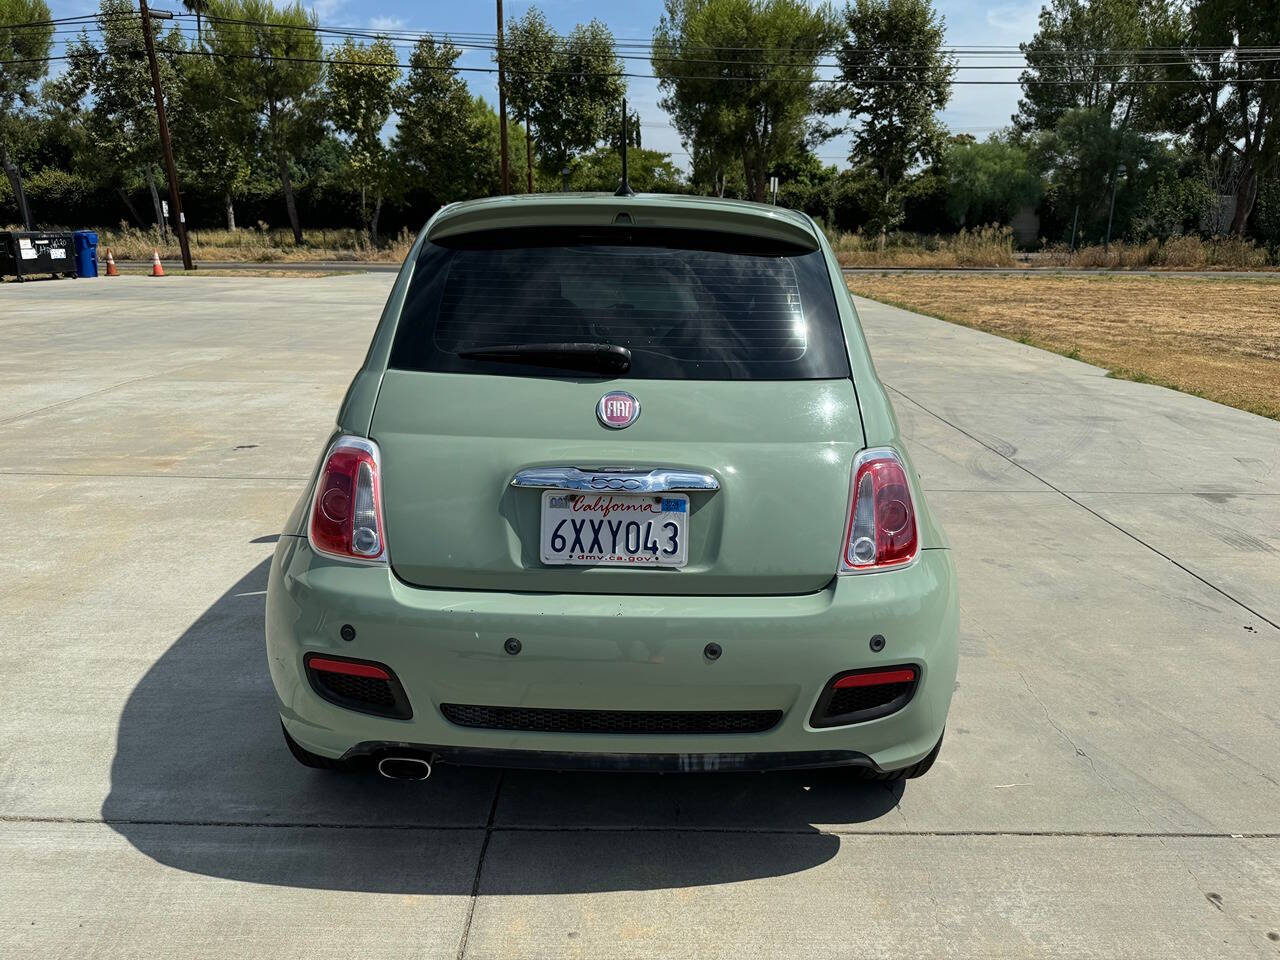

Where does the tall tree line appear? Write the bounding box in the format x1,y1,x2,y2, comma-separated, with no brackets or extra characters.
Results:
0,0,53,229
651,0,1278,241
1,0,634,238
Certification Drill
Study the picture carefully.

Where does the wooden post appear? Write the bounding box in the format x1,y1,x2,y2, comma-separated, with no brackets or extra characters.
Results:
138,0,193,271
496,0,510,194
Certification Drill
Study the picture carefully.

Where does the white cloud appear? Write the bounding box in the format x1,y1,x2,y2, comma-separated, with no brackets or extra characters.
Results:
985,2,1040,37
309,0,347,22
368,15,407,32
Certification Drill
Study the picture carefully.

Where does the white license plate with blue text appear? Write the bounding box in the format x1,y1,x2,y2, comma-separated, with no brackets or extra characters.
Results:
539,491,689,567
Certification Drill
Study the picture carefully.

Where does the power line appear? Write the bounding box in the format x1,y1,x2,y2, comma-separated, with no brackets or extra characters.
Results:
8,43,1280,85
10,12,1280,70
6,12,1280,84
6,11,1280,64
0,12,139,31
173,13,1280,71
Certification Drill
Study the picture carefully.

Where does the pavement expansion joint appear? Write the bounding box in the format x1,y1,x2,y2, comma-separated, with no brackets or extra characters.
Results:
456,771,505,960
2,816,1277,839
884,383,1280,632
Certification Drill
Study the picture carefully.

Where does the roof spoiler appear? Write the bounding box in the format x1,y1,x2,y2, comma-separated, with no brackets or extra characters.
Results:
427,198,821,251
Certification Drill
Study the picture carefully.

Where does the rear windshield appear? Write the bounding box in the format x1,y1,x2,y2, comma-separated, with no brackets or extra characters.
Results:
388,227,850,380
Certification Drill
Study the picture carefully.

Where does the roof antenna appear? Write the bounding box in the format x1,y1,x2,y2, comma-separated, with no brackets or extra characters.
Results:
615,97,635,197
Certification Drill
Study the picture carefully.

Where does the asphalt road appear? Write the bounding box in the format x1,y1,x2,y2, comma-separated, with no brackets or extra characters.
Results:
2,276,1278,958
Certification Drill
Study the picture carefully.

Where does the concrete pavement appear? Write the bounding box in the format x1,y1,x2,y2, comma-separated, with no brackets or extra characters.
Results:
1,276,1278,958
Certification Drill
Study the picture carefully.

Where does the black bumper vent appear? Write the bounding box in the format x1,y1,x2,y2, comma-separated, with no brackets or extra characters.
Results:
826,681,914,718
440,704,782,735
316,671,397,709
810,666,919,728
304,654,413,720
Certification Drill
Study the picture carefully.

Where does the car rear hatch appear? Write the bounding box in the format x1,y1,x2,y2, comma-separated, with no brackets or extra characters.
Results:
370,224,864,597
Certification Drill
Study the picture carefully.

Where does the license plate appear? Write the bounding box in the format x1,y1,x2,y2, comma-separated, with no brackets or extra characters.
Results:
540,491,689,567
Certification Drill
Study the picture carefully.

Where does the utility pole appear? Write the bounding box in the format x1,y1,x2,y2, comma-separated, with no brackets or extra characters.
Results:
496,0,510,194
1104,161,1121,252
614,97,634,197
138,0,193,271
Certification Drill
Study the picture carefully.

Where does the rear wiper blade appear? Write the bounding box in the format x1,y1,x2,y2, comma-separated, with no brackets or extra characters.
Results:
457,342,632,375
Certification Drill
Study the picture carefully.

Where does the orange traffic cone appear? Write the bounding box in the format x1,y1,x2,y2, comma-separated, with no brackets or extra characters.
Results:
149,249,165,277
105,249,119,277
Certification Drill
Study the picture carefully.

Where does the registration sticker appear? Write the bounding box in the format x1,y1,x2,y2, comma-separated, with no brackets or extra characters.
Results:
660,497,686,513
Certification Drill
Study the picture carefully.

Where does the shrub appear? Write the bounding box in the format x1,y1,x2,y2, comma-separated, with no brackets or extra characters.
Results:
1039,235,1273,269
827,225,1017,267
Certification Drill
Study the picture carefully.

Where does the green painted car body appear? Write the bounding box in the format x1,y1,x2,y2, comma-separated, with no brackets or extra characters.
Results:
266,193,958,776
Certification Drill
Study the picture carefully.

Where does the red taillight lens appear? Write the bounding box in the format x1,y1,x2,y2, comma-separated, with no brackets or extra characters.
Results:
306,656,391,679
308,436,387,562
840,449,918,572
833,666,918,688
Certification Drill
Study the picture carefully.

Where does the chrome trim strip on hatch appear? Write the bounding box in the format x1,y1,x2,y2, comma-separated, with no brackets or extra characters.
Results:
510,467,720,493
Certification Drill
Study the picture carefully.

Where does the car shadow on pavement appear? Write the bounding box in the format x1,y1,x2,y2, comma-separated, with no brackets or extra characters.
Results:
103,554,904,894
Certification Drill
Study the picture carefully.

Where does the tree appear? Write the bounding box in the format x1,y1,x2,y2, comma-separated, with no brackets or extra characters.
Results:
773,149,839,219
469,95,532,196
506,9,626,180
394,37,494,203
50,0,186,235
1180,0,1280,234
174,35,256,230
328,37,399,245
502,8,555,192
1255,177,1280,249
1015,0,1179,243
204,0,324,245
654,0,837,203
568,146,684,193
541,20,627,174
943,134,1042,228
0,0,53,228
180,0,210,41
1132,156,1215,241
1014,0,1177,134
1031,106,1150,245
827,0,954,241
688,138,743,197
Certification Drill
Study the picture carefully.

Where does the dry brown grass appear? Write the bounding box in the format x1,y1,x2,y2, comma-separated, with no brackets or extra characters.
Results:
1038,235,1276,270
847,273,1280,419
95,225,412,263
829,229,1278,270
831,226,1019,268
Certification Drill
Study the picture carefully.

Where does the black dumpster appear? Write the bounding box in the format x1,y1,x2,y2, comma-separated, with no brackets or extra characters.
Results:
0,231,77,281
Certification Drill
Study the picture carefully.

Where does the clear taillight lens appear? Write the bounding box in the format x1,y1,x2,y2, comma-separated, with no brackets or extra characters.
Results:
840,448,918,573
308,436,387,563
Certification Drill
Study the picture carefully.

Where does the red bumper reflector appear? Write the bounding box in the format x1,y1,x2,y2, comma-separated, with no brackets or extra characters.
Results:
833,667,917,689
307,656,391,680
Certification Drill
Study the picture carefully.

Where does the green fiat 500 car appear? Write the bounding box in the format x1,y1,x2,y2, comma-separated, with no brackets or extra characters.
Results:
266,193,958,782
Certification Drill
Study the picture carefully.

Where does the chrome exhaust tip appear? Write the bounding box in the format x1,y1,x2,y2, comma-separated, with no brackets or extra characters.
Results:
377,756,433,781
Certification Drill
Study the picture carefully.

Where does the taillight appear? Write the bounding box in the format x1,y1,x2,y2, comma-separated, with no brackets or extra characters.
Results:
308,436,387,563
839,448,918,573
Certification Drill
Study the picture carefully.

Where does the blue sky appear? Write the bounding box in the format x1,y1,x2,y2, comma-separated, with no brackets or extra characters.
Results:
45,0,1045,169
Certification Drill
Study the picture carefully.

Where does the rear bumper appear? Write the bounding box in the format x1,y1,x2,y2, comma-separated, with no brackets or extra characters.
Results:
266,537,958,773
344,743,879,773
